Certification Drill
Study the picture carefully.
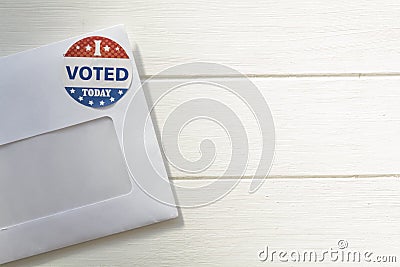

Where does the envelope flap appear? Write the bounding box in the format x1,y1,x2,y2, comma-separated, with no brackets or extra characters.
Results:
0,25,135,146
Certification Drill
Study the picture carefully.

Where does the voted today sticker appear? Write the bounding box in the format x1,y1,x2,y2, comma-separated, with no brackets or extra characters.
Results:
63,36,133,108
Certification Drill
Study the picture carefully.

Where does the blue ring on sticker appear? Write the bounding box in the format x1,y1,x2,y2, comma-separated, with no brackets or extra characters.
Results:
63,36,133,108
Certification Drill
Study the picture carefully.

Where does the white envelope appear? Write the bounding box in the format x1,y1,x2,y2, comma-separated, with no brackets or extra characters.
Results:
0,25,178,264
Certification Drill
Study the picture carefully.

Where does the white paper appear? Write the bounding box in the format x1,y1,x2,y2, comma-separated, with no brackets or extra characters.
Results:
0,25,178,264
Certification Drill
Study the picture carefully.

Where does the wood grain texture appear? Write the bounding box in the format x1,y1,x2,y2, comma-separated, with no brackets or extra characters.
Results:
4,178,400,267
2,0,400,75
1,2,400,266
144,77,400,178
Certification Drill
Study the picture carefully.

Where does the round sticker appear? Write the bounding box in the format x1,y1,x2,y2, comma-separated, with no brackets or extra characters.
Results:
63,36,133,108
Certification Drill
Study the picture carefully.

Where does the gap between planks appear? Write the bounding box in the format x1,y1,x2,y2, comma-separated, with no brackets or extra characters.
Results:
139,72,400,80
170,174,400,180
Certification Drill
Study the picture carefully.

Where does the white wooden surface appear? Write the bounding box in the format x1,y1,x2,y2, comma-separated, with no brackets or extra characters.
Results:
1,0,400,266
146,77,400,178
5,179,400,267
2,0,400,76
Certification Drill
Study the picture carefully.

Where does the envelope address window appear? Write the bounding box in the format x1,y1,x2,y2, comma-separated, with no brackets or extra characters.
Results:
0,117,133,228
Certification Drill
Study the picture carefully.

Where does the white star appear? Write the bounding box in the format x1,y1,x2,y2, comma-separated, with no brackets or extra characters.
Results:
70,89,75,94
78,96,83,101
103,45,110,52
118,90,123,95
85,45,92,51
76,45,80,50
115,46,120,51
100,100,105,106
88,100,94,106
110,97,115,102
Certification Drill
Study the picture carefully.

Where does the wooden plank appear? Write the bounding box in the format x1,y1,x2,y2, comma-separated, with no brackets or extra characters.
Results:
2,1,400,75
144,77,400,178
5,178,400,266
